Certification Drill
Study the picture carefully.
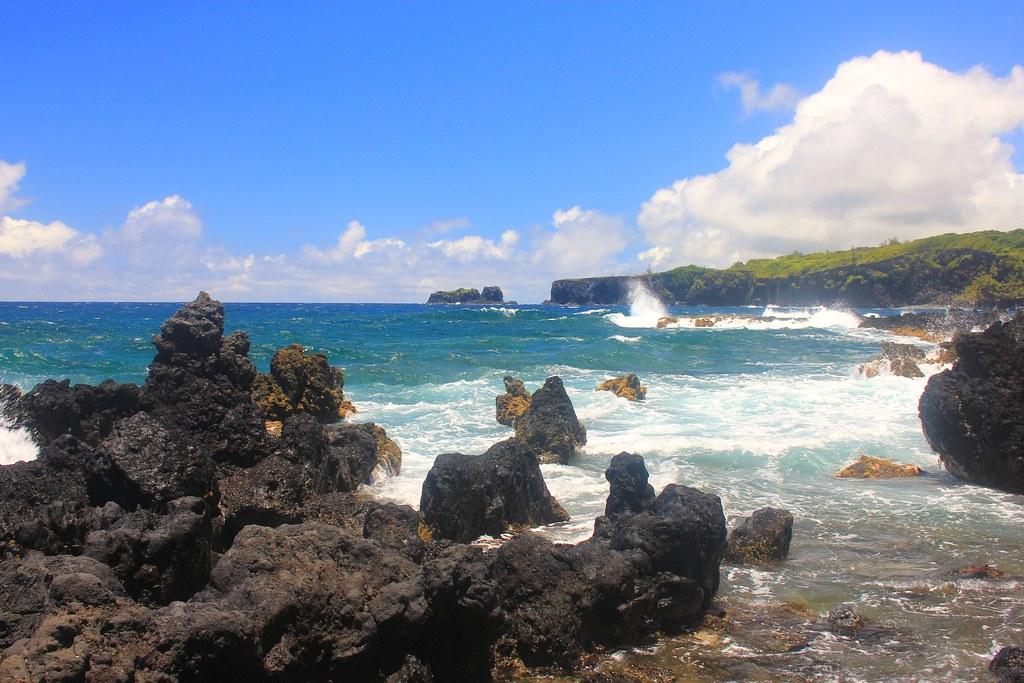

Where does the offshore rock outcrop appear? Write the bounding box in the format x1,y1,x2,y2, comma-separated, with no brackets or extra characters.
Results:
495,376,531,426
491,453,727,667
919,313,1024,493
596,373,647,401
419,438,569,542
427,286,510,304
251,343,347,423
834,455,923,479
724,507,794,564
513,376,587,464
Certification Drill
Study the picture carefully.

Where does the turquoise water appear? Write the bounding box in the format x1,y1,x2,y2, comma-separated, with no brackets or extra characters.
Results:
1,297,1022,681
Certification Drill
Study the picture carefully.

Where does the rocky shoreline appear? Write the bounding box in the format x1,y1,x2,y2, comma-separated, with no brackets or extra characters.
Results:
0,293,1021,681
0,293,728,681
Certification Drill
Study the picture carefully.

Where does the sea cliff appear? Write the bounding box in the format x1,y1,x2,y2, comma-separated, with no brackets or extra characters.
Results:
548,229,1024,307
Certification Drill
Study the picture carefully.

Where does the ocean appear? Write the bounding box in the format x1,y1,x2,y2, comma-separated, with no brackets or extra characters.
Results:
1,289,1022,681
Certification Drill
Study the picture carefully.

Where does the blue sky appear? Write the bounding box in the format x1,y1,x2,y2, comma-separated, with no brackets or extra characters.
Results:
1,2,1022,301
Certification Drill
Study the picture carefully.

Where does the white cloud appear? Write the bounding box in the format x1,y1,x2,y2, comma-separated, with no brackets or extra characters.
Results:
428,230,518,262
640,51,1024,268
718,72,800,113
0,216,78,257
121,195,202,241
0,160,27,213
532,206,629,277
303,220,408,263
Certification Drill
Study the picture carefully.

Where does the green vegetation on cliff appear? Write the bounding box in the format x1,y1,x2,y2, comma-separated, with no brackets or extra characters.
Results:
550,229,1024,307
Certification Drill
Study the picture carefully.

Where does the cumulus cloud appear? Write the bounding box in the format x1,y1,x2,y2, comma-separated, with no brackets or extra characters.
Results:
532,206,629,277
641,51,1024,268
719,72,800,113
428,230,518,262
303,220,408,263
0,160,27,212
121,195,202,241
0,217,78,257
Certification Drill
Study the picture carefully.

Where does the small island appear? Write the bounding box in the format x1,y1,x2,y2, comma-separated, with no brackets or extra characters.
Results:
426,285,516,304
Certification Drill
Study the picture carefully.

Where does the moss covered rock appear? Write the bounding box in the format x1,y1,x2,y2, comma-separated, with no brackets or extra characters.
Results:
252,344,346,423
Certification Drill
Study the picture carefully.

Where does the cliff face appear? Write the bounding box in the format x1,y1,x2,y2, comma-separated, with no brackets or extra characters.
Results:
548,230,1024,307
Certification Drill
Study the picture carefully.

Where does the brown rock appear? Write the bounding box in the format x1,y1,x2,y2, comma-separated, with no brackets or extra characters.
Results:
950,564,1002,579
890,326,945,342
835,455,923,479
890,357,925,378
656,317,679,328
265,420,282,438
496,376,532,426
694,317,716,328
596,374,647,401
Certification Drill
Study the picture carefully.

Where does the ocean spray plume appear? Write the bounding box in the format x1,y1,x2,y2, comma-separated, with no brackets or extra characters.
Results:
604,280,668,328
0,384,37,464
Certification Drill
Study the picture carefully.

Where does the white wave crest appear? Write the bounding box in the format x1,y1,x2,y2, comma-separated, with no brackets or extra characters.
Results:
607,335,642,343
575,308,610,316
481,307,517,316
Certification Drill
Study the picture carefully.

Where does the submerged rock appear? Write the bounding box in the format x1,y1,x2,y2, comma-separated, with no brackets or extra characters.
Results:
513,376,586,464
826,604,865,633
251,343,347,423
919,313,1024,493
990,646,1024,683
724,507,794,564
496,376,531,426
419,438,568,542
835,455,923,479
596,373,647,401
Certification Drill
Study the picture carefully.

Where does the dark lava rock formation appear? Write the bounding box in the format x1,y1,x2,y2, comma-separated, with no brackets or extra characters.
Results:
427,286,511,304
419,438,568,542
490,453,726,667
0,293,730,680
990,646,1024,683
919,313,1024,493
724,507,794,564
513,376,587,464
140,291,268,466
251,343,347,423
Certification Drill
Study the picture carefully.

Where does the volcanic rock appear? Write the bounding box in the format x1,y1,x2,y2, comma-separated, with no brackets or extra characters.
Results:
596,373,647,401
11,379,140,447
513,376,587,464
491,454,727,667
139,292,268,466
725,507,794,564
835,455,923,479
496,376,531,427
82,496,212,605
919,313,1024,493
251,343,347,423
86,412,217,512
603,452,655,516
990,646,1024,683
420,439,568,543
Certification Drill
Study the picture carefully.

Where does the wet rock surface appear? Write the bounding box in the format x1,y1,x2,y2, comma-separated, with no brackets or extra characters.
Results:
419,438,568,542
835,455,923,479
725,507,794,564
596,373,647,401
513,376,586,464
919,312,1024,492
991,646,1024,683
